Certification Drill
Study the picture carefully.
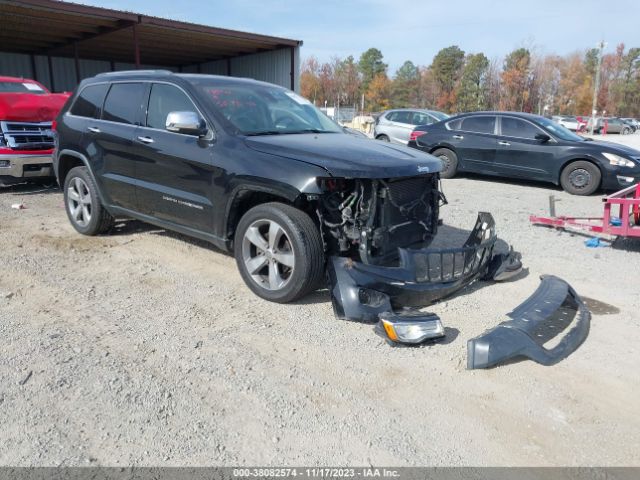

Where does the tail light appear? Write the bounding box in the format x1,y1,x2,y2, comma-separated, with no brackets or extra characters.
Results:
409,130,426,142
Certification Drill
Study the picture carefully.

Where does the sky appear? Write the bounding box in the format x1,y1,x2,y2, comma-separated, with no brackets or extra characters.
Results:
79,0,639,72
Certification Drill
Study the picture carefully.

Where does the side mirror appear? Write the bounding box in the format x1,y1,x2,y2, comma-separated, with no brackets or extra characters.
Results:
535,133,551,143
166,111,207,137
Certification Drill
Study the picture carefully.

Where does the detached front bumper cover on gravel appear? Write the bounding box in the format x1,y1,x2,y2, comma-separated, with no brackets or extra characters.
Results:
467,275,591,369
327,212,522,323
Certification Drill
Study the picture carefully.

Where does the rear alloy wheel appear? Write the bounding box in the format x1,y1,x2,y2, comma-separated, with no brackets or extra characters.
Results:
432,148,458,179
377,134,390,142
63,166,114,235
235,202,324,303
560,161,601,196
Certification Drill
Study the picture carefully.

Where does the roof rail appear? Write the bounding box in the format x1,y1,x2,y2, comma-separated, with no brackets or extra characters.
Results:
95,70,173,77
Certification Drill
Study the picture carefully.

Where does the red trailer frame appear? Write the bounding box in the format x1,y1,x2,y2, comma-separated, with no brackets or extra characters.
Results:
530,183,640,238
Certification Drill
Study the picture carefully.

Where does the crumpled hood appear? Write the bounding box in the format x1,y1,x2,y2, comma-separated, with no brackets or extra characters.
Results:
0,93,70,122
245,133,442,178
587,139,640,158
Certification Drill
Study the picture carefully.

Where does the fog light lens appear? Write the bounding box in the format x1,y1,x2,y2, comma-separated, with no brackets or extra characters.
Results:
617,175,635,185
376,312,445,345
358,288,388,308
0,160,10,168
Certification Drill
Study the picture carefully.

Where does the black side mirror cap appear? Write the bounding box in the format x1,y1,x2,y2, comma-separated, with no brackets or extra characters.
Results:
535,133,551,142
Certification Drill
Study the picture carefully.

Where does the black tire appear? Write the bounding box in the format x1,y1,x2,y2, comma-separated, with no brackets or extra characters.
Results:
432,148,458,179
376,134,390,142
63,166,114,235
621,127,631,135
234,202,325,303
560,161,601,196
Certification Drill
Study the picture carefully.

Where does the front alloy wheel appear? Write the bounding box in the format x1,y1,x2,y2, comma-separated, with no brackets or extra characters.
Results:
242,219,295,291
234,202,325,303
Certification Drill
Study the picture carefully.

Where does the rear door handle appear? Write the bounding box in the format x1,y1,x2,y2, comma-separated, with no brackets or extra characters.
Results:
87,126,100,133
137,136,154,144
498,141,511,146
452,134,464,139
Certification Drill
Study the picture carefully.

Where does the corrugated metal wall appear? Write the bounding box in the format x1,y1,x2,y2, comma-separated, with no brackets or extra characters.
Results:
0,47,300,93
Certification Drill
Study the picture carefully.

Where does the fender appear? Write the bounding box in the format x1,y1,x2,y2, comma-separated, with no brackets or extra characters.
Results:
222,178,312,246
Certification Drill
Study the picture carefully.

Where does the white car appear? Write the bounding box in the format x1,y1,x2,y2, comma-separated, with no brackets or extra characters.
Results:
557,116,580,131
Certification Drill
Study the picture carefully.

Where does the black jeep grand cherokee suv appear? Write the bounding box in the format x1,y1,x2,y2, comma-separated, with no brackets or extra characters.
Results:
56,71,516,324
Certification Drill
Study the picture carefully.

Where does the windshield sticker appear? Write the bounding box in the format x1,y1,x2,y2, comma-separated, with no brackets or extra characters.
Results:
23,82,44,92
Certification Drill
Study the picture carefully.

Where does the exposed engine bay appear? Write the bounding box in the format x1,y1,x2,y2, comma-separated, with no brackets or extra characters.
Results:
315,174,444,264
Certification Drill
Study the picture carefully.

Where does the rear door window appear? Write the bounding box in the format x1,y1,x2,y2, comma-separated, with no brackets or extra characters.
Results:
70,84,108,118
102,83,145,125
146,83,198,130
386,111,399,122
460,116,496,134
392,111,412,124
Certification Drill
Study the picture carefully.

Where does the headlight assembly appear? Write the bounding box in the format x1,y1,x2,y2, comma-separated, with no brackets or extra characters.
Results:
375,311,445,346
603,152,636,168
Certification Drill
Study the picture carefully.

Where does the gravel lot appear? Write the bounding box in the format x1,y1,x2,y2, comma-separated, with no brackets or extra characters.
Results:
1,134,639,466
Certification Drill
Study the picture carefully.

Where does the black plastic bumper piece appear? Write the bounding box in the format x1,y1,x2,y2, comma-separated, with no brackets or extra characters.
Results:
467,275,591,369
327,213,522,322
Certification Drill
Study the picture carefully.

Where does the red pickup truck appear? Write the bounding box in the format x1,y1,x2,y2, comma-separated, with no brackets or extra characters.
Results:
0,76,70,184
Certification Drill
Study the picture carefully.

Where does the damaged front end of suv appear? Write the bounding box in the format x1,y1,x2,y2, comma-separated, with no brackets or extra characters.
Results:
312,172,522,325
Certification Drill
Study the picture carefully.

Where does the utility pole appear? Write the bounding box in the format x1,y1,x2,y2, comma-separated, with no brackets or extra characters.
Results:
590,41,606,135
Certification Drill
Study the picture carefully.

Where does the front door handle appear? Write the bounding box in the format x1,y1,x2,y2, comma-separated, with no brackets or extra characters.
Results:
87,126,100,133
452,134,464,140
498,141,511,146
137,136,154,144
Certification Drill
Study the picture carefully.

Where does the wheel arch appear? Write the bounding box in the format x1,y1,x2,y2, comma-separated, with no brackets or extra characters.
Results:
57,150,95,186
428,143,457,155
557,156,603,186
224,184,315,249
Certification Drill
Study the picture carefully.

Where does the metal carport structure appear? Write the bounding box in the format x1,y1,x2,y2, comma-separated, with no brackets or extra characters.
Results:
0,0,302,92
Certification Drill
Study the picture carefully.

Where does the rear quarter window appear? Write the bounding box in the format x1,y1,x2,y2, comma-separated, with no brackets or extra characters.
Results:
446,119,462,130
70,84,109,118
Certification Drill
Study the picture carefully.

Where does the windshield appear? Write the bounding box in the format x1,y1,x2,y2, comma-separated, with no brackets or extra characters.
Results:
538,116,584,141
0,81,47,94
193,81,343,135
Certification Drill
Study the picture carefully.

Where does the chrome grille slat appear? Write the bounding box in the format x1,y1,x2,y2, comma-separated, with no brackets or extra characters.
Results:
0,121,54,150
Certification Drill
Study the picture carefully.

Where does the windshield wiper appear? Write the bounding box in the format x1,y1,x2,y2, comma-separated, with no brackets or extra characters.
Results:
286,129,337,134
244,130,284,136
245,129,338,136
